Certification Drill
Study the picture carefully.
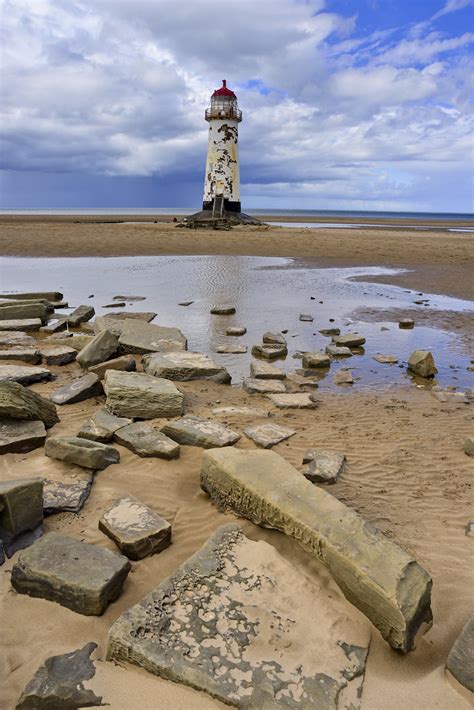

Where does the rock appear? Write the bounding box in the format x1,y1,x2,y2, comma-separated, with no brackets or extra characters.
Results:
262,331,287,345
76,330,119,369
0,382,59,427
1,319,43,331
251,343,288,359
302,351,331,368
0,303,48,323
162,416,240,448
118,320,187,354
333,370,354,386
11,532,131,615
214,344,247,354
16,642,102,710
226,326,246,336
303,450,346,484
464,437,474,456
178,300,193,306
0,419,46,453
99,496,172,560
200,449,433,653
67,305,95,327
407,350,438,378
210,306,236,315
114,294,146,301
399,318,415,329
103,302,125,308
268,392,317,408
0,365,53,385
46,335,93,351
0,291,63,302
446,618,474,693
114,422,180,459
0,298,54,311
41,346,77,366
0,348,42,365
326,343,353,357
50,373,103,405
108,524,370,709
0,331,35,347
250,360,285,379
88,355,136,380
94,315,127,337
243,377,286,394
320,328,340,336
42,474,93,515
45,436,120,470
333,333,366,348
104,311,156,321
212,405,270,417
465,520,474,537
143,351,230,384
105,371,183,419
373,354,399,364
299,313,313,322
39,318,68,333
77,409,132,443
244,422,296,448
0,478,44,563
287,372,320,388
45,331,73,340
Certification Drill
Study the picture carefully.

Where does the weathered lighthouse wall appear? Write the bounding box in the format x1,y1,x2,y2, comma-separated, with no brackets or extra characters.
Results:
203,119,240,211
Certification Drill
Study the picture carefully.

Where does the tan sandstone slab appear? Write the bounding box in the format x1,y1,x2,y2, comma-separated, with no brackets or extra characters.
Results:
244,422,296,448
88,355,136,380
104,371,184,419
143,351,230,384
243,378,286,394
118,320,187,354
267,392,317,408
161,416,240,448
250,360,286,379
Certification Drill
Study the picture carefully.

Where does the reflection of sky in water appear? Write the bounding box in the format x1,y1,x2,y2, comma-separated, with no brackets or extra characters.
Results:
2,256,473,391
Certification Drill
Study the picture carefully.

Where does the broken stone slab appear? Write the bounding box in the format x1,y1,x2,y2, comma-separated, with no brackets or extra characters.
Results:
49,335,93,351
446,617,474,693
0,299,54,312
0,365,53,385
333,333,366,348
399,318,415,329
67,304,95,327
0,331,35,347
0,319,42,332
107,524,370,709
250,360,286,379
210,305,236,315
104,371,184,419
143,351,231,384
373,354,399,365
0,291,63,302
45,436,120,470
50,373,103,405
16,642,102,710
114,294,146,301
103,302,125,308
78,409,132,443
302,351,331,368
88,355,136,380
407,350,438,378
243,377,286,394
114,422,180,459
299,313,313,322
320,328,340,336
263,331,287,345
268,392,317,408
0,419,46,454
214,344,248,354
39,318,68,334
0,348,42,365
287,372,320,388
200,449,433,653
118,320,187,354
251,343,288,360
303,450,346,484
42,474,93,515
41,346,77,366
44,331,73,340
0,303,48,323
11,532,131,615
244,422,296,448
161,416,240,449
104,311,156,322
94,315,127,337
226,326,246,336
464,437,474,456
99,496,172,560
0,478,43,537
211,406,270,418
333,370,354,386
0,382,59,428
326,343,353,357
76,329,119,369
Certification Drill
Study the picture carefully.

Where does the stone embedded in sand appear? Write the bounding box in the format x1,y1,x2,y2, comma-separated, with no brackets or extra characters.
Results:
243,377,286,394
0,331,35,347
45,436,120,470
162,416,240,449
302,351,331,368
11,532,131,615
464,437,474,457
407,350,438,378
50,373,103,405
118,320,187,354
39,318,68,334
211,405,270,418
16,642,102,710
268,392,317,408
214,344,248,354
0,349,42,365
42,474,93,515
286,372,320,388
1,318,43,332
41,346,77,366
0,302,48,324
226,326,246,336
200,448,433,653
0,365,53,385
88,355,137,380
210,305,236,315
104,371,184,419
0,382,59,428
0,419,46,454
250,360,286,379
76,329,119,369
333,370,354,386
446,618,474,693
77,409,132,443
320,327,340,336
299,313,313,322
263,331,287,345
107,524,370,709
251,343,288,359
373,354,399,365
67,305,95,327
114,422,180,459
326,343,353,357
303,449,346,484
143,351,231,384
0,478,43,537
333,333,366,348
99,496,172,560
399,318,415,329
244,422,296,448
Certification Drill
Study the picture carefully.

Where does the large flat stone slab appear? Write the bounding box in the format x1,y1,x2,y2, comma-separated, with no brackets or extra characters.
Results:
50,373,103,405
446,617,474,693
0,382,59,428
39,317,68,333
143,351,230,384
118,320,187,354
211,406,270,418
0,331,35,347
42,473,93,515
11,532,131,615
251,343,288,360
41,346,77,366
250,360,286,379
107,524,370,709
99,496,172,560
214,344,247,354
114,422,180,459
67,304,95,326
76,329,119,369
200,448,433,653
243,377,286,394
0,349,41,364
332,333,366,348
0,319,42,331
267,392,317,408
88,355,136,380
104,371,184,419
162,416,240,449
45,436,120,470
0,303,48,323
0,291,63,302
244,422,296,448
303,449,346,484
0,419,46,453
0,365,52,385
78,409,132,443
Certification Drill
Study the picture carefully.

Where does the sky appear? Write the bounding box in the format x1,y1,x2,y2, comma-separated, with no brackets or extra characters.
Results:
0,0,473,212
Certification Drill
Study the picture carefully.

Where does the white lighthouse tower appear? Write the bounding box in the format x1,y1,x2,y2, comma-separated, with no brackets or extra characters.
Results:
203,80,242,215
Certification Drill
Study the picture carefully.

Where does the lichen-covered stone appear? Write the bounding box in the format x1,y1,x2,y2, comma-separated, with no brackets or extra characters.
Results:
407,350,438,378
200,448,433,653
45,436,120,470
114,422,180,459
243,378,286,394
250,361,285,380
88,355,136,380
0,382,59,428
77,409,131,443
143,351,230,384
76,330,119,369
0,419,46,453
0,365,52,385
446,617,474,693
42,474,93,515
162,416,240,449
244,422,296,448
50,373,103,405
118,320,187,354
104,371,183,419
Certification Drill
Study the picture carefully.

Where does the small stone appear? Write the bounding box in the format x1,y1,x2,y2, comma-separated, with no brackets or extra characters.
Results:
88,355,136,380
251,343,288,360
210,306,236,315
286,372,320,388
333,370,354,386
250,360,286,379
299,314,313,322
39,318,68,333
161,416,240,448
333,333,366,348
45,436,120,470
407,350,438,378
302,352,330,368
243,378,286,394
211,406,269,417
104,371,184,419
373,354,399,364
42,474,93,515
214,344,248,354
77,409,132,443
465,521,474,537
0,365,52,385
76,329,119,369
267,392,317,408
99,495,172,560
114,422,180,459
244,422,296,448
399,318,414,329
114,295,146,301
303,449,346,484
326,343,353,357
262,331,287,345
67,305,95,327
41,346,77,366
464,437,474,457
103,302,125,308
319,328,340,336
178,300,194,306
0,349,41,365
446,618,474,693
226,326,246,336
11,532,131,615
50,373,103,405
0,419,46,454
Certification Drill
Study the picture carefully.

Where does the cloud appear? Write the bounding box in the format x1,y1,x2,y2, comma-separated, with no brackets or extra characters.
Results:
432,0,474,21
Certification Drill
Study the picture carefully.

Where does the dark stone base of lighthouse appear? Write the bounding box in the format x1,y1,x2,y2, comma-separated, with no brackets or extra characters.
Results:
181,200,262,229
202,199,241,213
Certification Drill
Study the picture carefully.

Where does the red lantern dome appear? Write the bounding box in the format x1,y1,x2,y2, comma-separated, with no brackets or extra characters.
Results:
212,79,236,98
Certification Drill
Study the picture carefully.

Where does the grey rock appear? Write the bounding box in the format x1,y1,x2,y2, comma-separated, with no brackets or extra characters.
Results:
250,360,286,379
48,335,93,351
76,330,119,369
16,642,102,710
320,328,341,336
104,371,184,419
0,291,63,302
45,436,120,470
446,618,474,693
143,351,230,384
407,350,438,378
333,370,354,386
299,313,313,322
399,318,415,329
162,416,240,449
41,346,77,366
88,355,136,380
42,474,93,515
303,450,346,484
77,409,132,443
94,316,127,337
251,343,288,359
104,311,156,321
268,392,317,408
226,326,246,336
0,478,43,537
373,354,399,364
211,406,270,418
0,303,48,323
99,496,172,560
326,344,353,357
0,382,59,428
302,351,331,368
113,294,146,301
67,305,95,327
1,319,42,332
0,419,46,454
44,331,73,340
0,299,54,312
118,320,187,354
243,377,286,394
262,331,287,345
11,532,131,615
50,373,103,405
333,333,366,348
214,343,247,354
39,318,68,333
114,422,180,459
0,365,53,385
210,305,236,315
0,331,35,347
178,300,193,306
244,422,296,448
0,349,41,365
464,437,474,457
103,302,125,308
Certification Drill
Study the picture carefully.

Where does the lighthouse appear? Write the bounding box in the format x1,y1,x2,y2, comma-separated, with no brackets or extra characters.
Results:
203,80,242,215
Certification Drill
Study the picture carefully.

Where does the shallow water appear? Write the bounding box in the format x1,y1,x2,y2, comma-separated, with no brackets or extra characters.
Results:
2,255,473,390
269,221,474,233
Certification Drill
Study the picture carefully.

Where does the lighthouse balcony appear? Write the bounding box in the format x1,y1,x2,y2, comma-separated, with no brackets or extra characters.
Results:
205,106,242,122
